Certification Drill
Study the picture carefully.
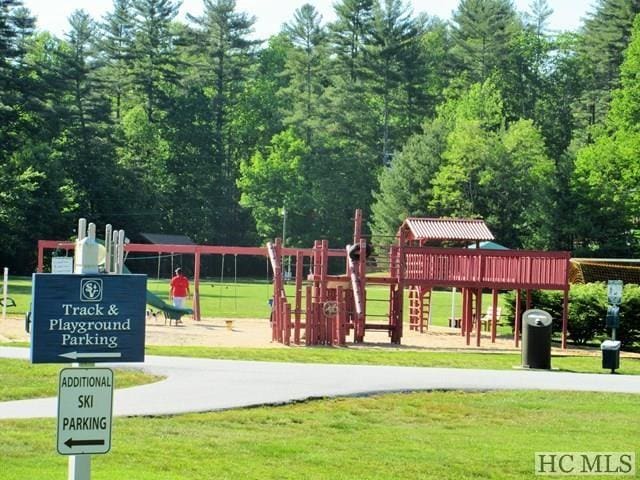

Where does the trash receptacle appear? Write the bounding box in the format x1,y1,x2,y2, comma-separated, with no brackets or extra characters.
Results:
601,340,621,372
521,309,553,369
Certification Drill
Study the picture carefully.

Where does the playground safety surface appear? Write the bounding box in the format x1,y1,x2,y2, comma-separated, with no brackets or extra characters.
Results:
1,314,633,357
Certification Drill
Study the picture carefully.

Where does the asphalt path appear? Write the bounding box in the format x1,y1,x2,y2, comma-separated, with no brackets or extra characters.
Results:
1,346,639,419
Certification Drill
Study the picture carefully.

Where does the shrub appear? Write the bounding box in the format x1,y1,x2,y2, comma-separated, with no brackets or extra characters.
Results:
567,283,607,344
503,283,609,345
618,284,640,347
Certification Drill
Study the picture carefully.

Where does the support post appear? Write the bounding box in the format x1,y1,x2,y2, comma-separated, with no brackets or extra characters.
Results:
193,248,201,321
37,241,45,273
104,225,112,273
68,454,91,480
465,289,472,346
305,285,312,346
294,251,303,344
336,287,344,345
476,288,482,347
393,227,406,344
561,287,569,350
491,289,498,343
69,218,98,480
111,230,118,274
460,288,467,337
514,289,522,348
284,302,291,346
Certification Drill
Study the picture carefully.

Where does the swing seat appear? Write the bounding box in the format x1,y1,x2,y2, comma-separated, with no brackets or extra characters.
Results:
1,297,16,308
448,317,461,328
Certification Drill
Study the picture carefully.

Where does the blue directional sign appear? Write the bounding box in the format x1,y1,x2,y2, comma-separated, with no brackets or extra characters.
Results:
31,274,147,364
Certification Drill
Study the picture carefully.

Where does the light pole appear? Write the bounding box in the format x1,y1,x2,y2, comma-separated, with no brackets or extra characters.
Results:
281,205,286,249
281,206,291,280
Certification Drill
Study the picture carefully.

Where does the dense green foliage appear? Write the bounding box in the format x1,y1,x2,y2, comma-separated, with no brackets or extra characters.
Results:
2,0,640,274
0,358,162,401
504,283,640,346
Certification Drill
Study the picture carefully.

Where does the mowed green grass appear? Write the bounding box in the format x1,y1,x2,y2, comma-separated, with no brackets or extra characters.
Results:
2,390,638,479
0,358,163,401
6,276,506,331
145,345,640,375
147,279,502,330
3,280,639,479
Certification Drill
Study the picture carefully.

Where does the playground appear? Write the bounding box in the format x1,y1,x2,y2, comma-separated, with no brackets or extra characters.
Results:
0,307,614,359
0,311,520,350
31,210,577,352
2,216,640,479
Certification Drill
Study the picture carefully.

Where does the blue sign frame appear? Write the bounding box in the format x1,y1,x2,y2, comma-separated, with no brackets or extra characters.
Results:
31,274,147,364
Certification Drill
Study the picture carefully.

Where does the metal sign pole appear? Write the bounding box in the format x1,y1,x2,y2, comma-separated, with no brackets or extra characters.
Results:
69,450,91,480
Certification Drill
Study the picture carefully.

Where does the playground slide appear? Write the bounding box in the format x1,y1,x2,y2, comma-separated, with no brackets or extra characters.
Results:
145,289,193,320
121,264,193,320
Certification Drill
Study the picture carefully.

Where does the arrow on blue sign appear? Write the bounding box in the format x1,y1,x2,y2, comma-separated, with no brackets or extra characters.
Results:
58,351,122,360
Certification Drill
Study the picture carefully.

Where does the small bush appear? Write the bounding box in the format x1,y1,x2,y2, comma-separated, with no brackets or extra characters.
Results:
503,283,616,345
567,283,607,344
618,284,640,347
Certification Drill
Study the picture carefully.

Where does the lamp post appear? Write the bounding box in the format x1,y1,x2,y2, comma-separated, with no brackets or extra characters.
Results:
282,206,286,249
282,206,291,280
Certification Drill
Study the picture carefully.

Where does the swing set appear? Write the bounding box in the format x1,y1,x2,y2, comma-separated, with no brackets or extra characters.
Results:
37,209,571,348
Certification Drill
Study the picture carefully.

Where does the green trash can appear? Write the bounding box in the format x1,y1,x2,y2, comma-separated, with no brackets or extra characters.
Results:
521,309,553,369
601,340,621,372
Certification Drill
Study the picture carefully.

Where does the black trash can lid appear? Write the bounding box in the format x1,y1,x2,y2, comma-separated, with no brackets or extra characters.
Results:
601,340,621,350
522,309,552,327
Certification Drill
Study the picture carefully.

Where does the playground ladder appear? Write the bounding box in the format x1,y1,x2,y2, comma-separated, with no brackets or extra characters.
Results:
408,286,431,333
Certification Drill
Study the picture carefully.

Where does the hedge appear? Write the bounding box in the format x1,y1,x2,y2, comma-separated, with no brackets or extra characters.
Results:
503,283,640,347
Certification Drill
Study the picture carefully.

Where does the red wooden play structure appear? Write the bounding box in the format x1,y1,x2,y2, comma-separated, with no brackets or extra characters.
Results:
267,211,570,349
37,210,571,348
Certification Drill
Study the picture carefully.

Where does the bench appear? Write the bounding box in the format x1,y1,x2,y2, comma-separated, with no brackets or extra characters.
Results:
448,307,502,331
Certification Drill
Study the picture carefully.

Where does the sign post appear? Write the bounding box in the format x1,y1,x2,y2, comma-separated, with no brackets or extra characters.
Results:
607,280,623,340
29,219,146,480
602,280,623,374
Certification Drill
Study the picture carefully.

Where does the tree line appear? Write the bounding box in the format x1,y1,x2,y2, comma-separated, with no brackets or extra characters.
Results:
1,0,639,274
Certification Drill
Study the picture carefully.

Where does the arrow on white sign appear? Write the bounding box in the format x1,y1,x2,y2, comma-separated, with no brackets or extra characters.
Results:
58,351,122,360
64,438,106,448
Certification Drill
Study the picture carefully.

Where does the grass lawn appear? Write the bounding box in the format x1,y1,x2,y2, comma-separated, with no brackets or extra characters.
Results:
1,390,638,479
145,345,640,375
3,282,639,478
0,359,162,401
6,276,510,332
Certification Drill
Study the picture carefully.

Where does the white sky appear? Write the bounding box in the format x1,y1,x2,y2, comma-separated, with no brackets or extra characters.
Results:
21,0,595,39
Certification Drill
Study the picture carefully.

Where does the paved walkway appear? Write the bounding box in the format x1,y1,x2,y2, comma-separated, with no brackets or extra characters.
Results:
1,346,639,419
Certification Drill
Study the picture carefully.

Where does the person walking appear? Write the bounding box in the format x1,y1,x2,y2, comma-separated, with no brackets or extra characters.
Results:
169,267,190,309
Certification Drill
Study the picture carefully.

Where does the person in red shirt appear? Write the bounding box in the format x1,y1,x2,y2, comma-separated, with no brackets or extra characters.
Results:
169,267,190,309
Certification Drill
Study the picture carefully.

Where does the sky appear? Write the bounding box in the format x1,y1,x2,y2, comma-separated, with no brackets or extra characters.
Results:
21,0,596,40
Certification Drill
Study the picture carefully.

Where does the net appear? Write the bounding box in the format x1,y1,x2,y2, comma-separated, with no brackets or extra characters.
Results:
569,260,640,284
